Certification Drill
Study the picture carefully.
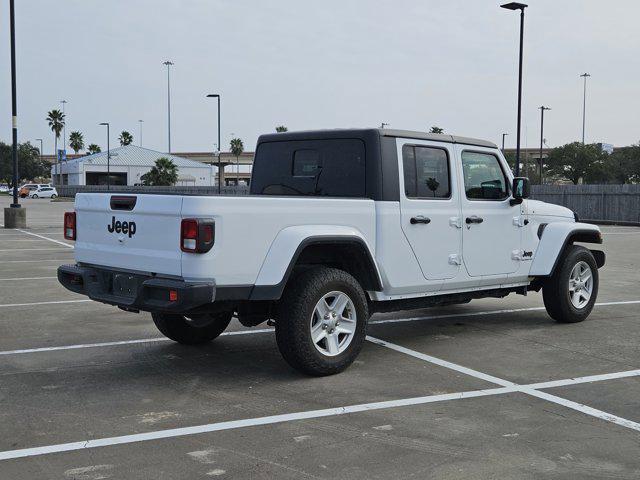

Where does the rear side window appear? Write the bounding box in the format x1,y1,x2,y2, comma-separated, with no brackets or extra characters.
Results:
402,145,451,199
251,139,366,197
461,151,508,200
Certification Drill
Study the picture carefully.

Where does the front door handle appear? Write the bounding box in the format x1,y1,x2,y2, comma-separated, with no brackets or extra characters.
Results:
465,216,484,224
410,216,431,225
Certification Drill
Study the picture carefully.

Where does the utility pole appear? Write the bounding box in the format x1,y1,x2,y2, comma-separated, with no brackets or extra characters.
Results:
538,106,551,184
60,99,67,153
163,61,174,153
502,133,508,152
206,94,222,193
99,122,110,190
580,73,590,144
138,119,144,147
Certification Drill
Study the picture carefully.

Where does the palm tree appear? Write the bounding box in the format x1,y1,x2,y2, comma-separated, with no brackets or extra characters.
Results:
230,138,244,185
69,131,84,154
119,131,133,146
275,125,288,133
87,144,101,154
47,109,65,185
429,126,444,134
140,157,179,186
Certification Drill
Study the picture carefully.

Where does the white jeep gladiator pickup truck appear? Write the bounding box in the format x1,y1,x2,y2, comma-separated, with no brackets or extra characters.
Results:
59,129,605,375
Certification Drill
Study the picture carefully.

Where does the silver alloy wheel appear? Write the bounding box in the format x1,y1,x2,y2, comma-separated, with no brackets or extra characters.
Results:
568,260,593,309
310,291,357,357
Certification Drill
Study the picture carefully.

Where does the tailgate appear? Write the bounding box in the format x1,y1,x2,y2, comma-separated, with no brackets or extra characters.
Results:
74,193,183,276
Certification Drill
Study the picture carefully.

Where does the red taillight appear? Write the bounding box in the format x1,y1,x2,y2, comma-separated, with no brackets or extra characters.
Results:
64,212,76,240
180,218,215,253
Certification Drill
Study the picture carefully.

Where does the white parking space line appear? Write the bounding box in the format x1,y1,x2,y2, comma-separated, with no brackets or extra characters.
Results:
0,385,521,461
526,369,640,390
368,336,640,433
14,229,74,248
0,329,274,356
0,299,91,308
0,276,57,281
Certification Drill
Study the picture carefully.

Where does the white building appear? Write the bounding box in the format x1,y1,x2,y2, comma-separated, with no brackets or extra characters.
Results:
51,145,214,186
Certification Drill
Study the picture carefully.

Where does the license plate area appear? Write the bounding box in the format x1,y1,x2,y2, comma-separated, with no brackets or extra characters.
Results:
112,273,143,298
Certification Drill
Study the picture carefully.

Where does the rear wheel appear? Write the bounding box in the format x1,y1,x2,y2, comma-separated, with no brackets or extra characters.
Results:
32,194,38,198
51,194,57,199
543,245,598,323
275,266,368,376
151,311,232,344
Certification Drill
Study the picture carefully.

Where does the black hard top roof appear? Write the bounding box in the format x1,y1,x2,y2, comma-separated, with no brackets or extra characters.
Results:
257,128,497,149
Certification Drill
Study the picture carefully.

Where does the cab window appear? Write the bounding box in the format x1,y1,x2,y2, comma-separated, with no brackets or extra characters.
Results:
402,145,451,199
461,151,508,200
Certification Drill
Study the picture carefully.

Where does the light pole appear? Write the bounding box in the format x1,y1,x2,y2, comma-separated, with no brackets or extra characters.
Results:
36,138,43,164
163,60,174,153
138,119,144,147
501,2,528,177
206,94,221,193
502,133,508,152
8,0,19,210
99,122,110,190
580,73,590,144
538,106,551,184
60,99,67,153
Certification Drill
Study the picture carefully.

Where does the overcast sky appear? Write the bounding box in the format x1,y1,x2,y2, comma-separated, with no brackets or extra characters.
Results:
1,0,639,155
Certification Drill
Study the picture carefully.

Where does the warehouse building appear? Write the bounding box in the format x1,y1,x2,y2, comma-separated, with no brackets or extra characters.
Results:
50,145,214,186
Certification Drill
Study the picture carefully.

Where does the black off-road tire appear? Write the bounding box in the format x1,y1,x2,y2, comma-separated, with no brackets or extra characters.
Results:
542,245,598,323
275,266,369,376
151,311,233,345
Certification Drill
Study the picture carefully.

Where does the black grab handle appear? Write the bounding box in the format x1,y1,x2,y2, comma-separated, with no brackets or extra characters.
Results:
465,216,484,224
410,216,431,225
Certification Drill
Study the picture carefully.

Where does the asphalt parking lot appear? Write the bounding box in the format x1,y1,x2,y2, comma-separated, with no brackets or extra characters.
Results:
1,195,639,479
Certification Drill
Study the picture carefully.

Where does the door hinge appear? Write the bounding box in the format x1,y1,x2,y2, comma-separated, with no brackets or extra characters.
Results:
449,217,462,229
513,216,529,227
448,254,462,266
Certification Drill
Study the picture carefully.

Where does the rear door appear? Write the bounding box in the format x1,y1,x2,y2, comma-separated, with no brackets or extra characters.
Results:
74,194,184,276
399,140,462,280
456,147,521,277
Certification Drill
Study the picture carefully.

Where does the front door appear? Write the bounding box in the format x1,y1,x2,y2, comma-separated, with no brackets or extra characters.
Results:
399,140,462,280
457,147,521,277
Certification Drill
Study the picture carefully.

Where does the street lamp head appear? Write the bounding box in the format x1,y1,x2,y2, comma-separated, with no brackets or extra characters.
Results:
163,60,174,66
500,2,528,10
539,105,551,111
580,73,591,78
99,122,109,126
206,94,220,98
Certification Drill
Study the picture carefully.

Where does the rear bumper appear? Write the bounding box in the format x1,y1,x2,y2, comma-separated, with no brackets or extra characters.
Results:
57,264,215,313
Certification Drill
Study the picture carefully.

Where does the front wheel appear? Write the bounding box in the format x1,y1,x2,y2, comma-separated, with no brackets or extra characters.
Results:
275,267,369,376
151,311,232,344
543,245,599,323
32,194,38,198
51,194,57,199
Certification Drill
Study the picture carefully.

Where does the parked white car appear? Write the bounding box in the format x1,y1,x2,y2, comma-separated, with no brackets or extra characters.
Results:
0,184,9,193
59,129,605,376
30,186,58,199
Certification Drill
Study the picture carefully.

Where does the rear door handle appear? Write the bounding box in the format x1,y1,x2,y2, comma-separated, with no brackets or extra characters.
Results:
410,216,431,225
465,216,484,224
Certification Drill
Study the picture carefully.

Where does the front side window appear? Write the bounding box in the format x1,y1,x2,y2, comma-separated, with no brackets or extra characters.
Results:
402,145,451,199
461,151,508,200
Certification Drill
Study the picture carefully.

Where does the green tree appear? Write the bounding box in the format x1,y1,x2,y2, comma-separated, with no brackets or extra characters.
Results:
69,131,84,154
119,131,133,146
275,125,288,133
230,137,244,185
87,144,101,155
429,126,444,134
140,157,178,186
545,142,607,184
606,145,640,183
47,109,65,183
0,141,48,186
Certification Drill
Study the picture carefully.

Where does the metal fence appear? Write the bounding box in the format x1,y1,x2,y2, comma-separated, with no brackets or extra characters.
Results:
56,185,250,197
530,184,640,225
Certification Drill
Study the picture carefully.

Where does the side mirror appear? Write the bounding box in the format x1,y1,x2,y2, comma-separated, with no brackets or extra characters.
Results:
510,177,530,205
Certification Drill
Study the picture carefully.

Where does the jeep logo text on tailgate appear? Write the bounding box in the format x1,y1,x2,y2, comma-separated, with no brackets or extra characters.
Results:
107,216,136,237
